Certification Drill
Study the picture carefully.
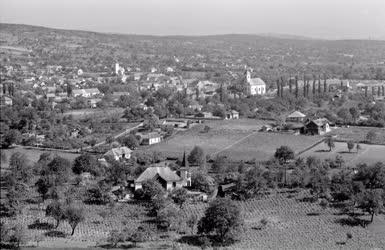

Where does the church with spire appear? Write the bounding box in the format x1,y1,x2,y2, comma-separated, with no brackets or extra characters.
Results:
245,69,266,95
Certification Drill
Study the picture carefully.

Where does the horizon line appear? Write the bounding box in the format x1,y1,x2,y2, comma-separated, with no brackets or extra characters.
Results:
1,22,385,42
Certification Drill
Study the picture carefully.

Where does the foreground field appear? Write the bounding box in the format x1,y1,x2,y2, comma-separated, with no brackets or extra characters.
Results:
146,119,321,161
3,192,385,249
299,142,385,165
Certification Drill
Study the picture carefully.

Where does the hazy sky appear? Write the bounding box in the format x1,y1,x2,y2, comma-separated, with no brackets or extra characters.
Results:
1,0,384,39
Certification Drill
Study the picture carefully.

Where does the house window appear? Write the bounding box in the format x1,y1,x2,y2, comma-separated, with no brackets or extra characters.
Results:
173,182,176,187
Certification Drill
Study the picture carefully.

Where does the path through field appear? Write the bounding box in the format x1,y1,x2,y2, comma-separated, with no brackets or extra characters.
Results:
83,122,143,150
211,130,259,156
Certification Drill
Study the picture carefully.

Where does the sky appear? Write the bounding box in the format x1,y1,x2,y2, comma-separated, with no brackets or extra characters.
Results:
0,0,384,40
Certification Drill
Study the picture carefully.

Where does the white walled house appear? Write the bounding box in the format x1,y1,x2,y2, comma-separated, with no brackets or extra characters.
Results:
104,147,132,161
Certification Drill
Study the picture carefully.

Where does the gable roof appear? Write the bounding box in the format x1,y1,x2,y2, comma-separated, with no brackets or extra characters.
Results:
140,132,161,139
104,146,132,157
307,118,329,127
288,111,306,118
249,78,266,86
136,166,182,183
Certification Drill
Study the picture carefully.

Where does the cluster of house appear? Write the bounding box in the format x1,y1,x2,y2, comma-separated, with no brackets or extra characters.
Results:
97,148,213,202
261,110,332,135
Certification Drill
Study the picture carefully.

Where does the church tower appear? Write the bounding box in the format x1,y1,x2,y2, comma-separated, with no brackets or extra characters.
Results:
178,151,191,187
245,70,251,83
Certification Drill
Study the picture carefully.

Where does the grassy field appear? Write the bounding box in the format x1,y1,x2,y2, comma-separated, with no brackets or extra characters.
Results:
146,119,321,161
218,132,322,161
1,146,80,170
330,126,385,145
3,192,385,249
299,142,385,166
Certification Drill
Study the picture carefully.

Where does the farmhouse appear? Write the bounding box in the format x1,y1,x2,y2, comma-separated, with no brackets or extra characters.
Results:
134,165,190,191
304,118,331,135
104,146,132,161
162,119,189,128
245,70,266,95
286,111,306,123
225,110,239,120
195,111,214,119
139,132,162,145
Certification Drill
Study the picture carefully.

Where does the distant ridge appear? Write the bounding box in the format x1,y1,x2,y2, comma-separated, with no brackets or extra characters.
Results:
0,23,384,42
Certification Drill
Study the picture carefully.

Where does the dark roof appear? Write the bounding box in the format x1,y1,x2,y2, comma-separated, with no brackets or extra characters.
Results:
135,167,182,183
306,118,329,127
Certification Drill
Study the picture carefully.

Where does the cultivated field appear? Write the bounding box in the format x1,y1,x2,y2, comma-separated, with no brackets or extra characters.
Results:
298,142,385,166
146,119,321,161
2,192,384,249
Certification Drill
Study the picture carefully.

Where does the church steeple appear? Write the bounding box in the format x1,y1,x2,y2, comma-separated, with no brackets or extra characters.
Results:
245,70,251,83
179,151,191,187
181,151,189,168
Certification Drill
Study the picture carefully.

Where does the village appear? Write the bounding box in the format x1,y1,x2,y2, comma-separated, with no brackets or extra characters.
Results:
0,23,385,249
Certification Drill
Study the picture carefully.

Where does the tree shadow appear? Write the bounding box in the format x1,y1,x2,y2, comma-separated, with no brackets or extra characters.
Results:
307,212,320,216
315,149,330,153
44,230,66,238
338,151,353,154
177,235,235,247
334,217,369,228
28,220,55,230
98,243,136,249
177,235,204,247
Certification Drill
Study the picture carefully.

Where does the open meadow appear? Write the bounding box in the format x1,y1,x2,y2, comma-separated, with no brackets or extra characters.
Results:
146,119,322,161
2,192,384,249
298,141,385,166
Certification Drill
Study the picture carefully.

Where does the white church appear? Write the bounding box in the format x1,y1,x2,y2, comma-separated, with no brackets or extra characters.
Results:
245,70,266,95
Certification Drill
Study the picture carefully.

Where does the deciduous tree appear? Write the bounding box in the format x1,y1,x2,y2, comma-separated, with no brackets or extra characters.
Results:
198,198,243,243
